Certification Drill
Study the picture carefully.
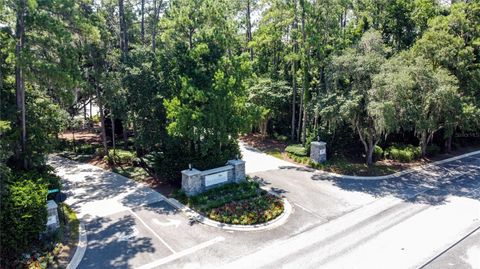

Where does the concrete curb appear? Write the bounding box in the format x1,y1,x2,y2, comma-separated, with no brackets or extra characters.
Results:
66,222,87,269
168,196,292,232
310,150,480,181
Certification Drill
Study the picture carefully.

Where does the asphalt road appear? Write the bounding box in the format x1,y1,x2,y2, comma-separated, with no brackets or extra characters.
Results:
49,148,480,269
421,225,480,269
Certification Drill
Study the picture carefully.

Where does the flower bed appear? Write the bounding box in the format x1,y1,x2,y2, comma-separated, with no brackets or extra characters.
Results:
207,194,284,225
175,181,284,225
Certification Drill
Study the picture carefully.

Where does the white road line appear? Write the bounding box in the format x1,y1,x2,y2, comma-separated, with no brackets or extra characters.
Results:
135,236,225,269
294,203,314,214
128,209,177,254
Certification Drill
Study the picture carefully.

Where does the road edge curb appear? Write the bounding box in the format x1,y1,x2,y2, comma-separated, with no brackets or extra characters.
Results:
168,196,292,232
66,222,87,269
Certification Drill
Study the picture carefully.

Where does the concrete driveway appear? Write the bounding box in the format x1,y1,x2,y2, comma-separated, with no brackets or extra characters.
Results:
49,148,480,269
240,141,298,173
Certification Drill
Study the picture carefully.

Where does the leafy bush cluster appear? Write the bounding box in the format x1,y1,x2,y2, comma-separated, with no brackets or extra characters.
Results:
0,167,61,266
373,145,384,160
103,149,136,165
75,143,98,155
372,144,441,163
384,145,421,162
273,133,289,142
188,181,264,212
287,152,308,164
55,140,101,162
285,144,308,157
153,138,240,184
208,194,283,225
426,144,441,157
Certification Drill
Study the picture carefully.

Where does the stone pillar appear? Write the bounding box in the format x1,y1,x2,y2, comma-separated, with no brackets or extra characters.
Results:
227,159,246,183
46,200,59,231
181,168,203,196
310,141,327,163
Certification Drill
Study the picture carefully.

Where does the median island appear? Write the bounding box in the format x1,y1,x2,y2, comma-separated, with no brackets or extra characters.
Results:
176,181,284,225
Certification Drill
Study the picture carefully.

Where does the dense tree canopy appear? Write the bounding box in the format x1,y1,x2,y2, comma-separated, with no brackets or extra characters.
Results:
0,0,477,170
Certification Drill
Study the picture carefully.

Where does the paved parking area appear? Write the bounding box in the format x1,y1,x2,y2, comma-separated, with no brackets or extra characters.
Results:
79,200,226,269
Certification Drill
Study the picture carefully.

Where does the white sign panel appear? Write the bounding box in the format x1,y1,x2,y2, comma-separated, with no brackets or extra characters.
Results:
205,171,228,186
47,215,57,226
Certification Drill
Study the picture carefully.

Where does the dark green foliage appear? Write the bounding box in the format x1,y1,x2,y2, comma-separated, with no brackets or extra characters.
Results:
185,181,263,211
0,165,62,266
207,194,284,225
1,86,68,168
159,0,251,180
0,177,48,265
426,144,441,157
285,144,307,157
104,149,136,165
385,145,421,162
373,145,384,160
152,138,240,184
75,144,98,155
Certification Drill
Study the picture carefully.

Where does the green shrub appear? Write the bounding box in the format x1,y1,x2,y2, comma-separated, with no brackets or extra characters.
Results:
75,143,96,155
373,145,384,160
14,166,62,191
91,114,101,124
385,144,421,162
0,178,48,266
273,133,288,142
187,181,263,211
207,194,283,225
103,149,136,165
95,147,106,156
286,152,310,164
426,144,441,157
285,144,307,157
153,137,240,184
54,139,71,152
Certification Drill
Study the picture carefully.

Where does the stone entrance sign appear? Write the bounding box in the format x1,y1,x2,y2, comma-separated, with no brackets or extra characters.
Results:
310,141,327,163
181,159,246,196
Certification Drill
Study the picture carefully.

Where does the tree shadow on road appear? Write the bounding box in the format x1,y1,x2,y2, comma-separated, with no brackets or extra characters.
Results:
79,215,156,269
311,157,480,206
49,155,167,213
252,175,289,196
